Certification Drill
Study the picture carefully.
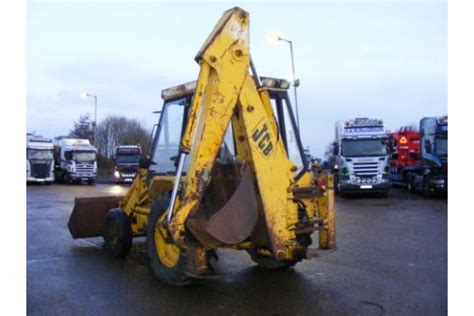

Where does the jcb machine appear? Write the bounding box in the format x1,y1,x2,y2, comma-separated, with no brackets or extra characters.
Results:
68,7,335,286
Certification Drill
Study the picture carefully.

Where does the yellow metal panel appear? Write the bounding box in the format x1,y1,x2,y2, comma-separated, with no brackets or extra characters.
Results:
235,75,297,260
168,9,251,246
317,173,336,249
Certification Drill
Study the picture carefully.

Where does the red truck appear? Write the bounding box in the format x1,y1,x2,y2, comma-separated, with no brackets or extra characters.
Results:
387,126,421,189
113,145,142,183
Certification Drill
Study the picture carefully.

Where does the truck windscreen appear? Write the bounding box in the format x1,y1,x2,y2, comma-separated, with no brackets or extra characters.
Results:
116,154,140,164
72,152,96,162
342,139,387,157
27,149,53,160
435,138,447,156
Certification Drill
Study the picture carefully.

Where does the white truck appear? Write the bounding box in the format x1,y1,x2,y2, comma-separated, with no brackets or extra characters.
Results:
54,137,98,184
333,118,391,197
27,133,55,184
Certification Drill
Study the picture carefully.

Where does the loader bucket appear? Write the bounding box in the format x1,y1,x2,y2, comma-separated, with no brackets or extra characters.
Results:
68,195,124,239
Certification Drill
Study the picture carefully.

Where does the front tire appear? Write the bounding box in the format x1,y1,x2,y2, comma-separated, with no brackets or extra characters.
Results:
146,198,191,286
423,178,433,198
334,175,340,196
103,208,133,258
407,175,415,193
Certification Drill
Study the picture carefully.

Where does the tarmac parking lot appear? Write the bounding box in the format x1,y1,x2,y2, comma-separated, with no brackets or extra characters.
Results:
27,183,447,315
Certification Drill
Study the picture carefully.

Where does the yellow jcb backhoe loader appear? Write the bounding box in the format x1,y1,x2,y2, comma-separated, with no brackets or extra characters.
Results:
68,7,335,286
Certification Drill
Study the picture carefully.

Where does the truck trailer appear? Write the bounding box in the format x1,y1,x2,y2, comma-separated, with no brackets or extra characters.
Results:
26,133,55,184
113,145,142,183
387,126,421,186
333,118,391,197
391,116,447,197
54,137,98,184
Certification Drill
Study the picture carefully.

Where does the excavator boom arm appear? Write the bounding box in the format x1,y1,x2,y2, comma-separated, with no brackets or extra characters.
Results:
168,7,302,260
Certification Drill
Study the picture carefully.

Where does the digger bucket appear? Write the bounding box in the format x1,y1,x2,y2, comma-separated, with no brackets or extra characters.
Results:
186,164,259,248
68,195,124,239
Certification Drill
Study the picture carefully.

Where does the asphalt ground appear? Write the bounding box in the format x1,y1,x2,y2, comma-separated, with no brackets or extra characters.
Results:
27,183,447,315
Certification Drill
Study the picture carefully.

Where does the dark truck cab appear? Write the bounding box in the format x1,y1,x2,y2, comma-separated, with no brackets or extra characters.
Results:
404,116,447,197
113,145,142,183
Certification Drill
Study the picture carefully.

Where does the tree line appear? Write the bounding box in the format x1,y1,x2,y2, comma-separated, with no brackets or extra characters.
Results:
69,113,151,158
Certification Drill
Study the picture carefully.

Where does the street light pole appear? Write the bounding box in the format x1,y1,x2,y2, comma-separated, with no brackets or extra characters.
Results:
80,92,98,145
281,38,300,128
93,95,97,145
269,33,300,129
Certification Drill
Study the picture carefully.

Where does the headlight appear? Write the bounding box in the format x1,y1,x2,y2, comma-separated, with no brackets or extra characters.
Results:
384,166,389,173
114,170,120,178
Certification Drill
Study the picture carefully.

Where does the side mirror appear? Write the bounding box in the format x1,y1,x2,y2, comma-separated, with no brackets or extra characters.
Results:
332,142,339,155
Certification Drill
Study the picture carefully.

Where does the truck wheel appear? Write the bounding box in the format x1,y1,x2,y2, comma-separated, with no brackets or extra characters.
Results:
380,190,389,198
423,179,433,198
65,174,73,184
103,208,133,258
407,176,415,193
146,198,191,286
334,177,340,195
339,188,346,198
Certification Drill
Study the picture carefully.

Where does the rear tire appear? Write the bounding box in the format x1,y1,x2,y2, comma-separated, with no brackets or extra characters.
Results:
146,198,191,286
103,208,133,258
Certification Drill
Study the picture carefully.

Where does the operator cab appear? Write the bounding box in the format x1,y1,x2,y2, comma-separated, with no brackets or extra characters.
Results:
148,77,308,178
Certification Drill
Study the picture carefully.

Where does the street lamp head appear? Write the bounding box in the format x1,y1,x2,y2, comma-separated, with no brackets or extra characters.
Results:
268,32,282,44
80,92,89,99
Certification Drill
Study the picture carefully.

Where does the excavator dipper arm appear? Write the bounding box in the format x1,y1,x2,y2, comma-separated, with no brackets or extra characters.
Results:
167,7,301,260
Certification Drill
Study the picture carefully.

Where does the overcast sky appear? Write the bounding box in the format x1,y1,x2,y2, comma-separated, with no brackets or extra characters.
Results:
27,0,446,158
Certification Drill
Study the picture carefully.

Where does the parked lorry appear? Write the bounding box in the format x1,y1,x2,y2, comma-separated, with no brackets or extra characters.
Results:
391,116,447,197
386,126,420,186
113,145,142,183
54,137,97,184
333,118,391,197
67,7,335,286
26,133,55,184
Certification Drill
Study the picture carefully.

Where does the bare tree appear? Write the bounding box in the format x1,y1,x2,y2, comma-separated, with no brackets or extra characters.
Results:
324,140,337,169
95,115,150,158
69,113,94,143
